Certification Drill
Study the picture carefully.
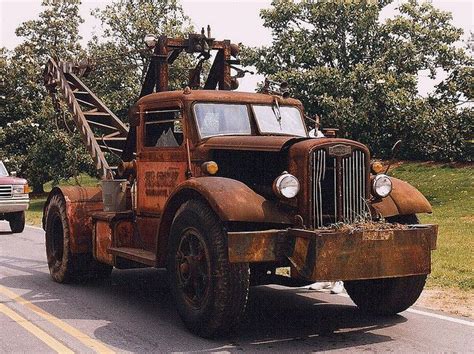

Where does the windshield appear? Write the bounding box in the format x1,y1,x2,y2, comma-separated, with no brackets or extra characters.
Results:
0,162,8,177
194,103,251,138
253,105,307,137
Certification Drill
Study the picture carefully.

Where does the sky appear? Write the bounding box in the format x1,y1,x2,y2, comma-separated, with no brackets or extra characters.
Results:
1,0,473,93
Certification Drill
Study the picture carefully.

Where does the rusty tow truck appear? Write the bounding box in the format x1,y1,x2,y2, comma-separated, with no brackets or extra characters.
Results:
42,31,437,337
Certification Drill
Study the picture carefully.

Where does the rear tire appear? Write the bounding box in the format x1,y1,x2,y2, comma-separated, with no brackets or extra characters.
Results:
45,194,112,283
346,214,426,315
168,200,250,338
9,211,25,233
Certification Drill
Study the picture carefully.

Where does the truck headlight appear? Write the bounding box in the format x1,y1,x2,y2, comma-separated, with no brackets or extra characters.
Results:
372,174,392,198
273,172,300,199
12,185,26,194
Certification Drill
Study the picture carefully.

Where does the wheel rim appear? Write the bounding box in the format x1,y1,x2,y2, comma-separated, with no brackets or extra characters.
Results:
175,228,211,309
49,213,64,267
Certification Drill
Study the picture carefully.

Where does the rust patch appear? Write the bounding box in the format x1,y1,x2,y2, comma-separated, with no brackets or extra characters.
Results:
93,220,114,265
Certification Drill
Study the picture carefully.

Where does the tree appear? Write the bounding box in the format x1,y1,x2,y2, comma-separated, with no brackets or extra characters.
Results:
242,0,473,161
86,0,195,118
1,0,94,192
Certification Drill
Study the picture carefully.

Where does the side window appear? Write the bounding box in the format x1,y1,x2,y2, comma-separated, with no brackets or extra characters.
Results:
144,107,183,147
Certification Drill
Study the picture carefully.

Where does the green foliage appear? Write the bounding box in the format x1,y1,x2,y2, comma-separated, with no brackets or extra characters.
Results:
1,0,93,192
2,0,201,191
242,0,473,161
86,0,195,119
0,119,42,175
26,130,96,189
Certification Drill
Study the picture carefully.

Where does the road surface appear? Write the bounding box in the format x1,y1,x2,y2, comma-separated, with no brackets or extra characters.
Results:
1,223,472,353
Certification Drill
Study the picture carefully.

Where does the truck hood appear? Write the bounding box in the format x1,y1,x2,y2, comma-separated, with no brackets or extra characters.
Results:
199,136,300,152
199,136,368,153
0,176,27,185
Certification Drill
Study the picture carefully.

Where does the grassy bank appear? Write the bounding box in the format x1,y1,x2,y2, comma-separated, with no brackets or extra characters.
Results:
25,164,473,291
390,162,473,291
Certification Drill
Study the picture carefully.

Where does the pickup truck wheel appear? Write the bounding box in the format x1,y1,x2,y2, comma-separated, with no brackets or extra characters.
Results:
9,211,25,233
346,213,425,315
45,195,90,283
168,200,250,338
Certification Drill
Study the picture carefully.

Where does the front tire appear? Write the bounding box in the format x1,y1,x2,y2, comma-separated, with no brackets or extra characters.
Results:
345,275,427,315
168,200,250,338
346,213,426,315
9,211,25,233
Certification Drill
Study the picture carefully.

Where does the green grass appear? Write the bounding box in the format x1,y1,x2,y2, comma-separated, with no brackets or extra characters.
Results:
25,165,473,291
26,174,99,226
391,162,473,291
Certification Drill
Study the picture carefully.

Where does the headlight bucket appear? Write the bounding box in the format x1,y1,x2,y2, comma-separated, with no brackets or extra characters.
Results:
273,172,300,199
372,174,392,198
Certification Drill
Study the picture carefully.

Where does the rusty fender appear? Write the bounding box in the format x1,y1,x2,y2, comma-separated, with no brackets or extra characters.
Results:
43,186,103,254
165,177,291,223
228,224,438,282
155,177,291,266
371,177,432,218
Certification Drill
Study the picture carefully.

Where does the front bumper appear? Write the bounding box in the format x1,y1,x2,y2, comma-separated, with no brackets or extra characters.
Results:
227,224,438,282
0,198,30,214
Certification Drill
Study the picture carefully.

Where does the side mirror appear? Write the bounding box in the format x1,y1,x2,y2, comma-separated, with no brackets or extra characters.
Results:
391,139,402,158
10,171,17,177
385,140,402,174
308,128,324,138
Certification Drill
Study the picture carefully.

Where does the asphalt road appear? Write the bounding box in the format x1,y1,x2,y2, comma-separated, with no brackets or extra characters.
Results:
1,223,473,353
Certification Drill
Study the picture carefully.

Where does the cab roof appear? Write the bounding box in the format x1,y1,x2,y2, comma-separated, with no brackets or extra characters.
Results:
136,90,303,108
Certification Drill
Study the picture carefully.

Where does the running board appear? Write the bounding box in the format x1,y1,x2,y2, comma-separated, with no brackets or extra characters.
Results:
108,247,156,267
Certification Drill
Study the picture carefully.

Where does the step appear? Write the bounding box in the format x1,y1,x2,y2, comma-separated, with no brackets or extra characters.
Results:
87,120,118,130
99,137,127,141
74,91,91,100
84,111,110,116
76,98,96,108
98,145,123,153
108,247,156,266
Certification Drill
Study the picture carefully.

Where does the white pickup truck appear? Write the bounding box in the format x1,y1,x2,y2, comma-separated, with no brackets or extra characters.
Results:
0,161,30,233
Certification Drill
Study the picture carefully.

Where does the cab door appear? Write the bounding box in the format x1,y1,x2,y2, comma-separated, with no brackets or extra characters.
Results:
135,101,188,248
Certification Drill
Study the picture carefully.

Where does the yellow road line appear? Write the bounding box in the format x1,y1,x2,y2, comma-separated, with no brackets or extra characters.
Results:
0,285,115,354
0,303,74,354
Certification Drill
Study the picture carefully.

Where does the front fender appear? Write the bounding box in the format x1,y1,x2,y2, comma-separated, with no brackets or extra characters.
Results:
171,177,291,223
371,178,432,218
155,177,291,266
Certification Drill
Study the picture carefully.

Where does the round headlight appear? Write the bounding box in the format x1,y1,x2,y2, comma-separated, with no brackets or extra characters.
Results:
373,174,392,198
273,172,300,199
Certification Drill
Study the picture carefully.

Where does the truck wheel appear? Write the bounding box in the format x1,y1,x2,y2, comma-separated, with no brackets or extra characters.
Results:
345,275,426,315
346,213,425,315
45,195,88,283
168,200,250,338
9,211,25,233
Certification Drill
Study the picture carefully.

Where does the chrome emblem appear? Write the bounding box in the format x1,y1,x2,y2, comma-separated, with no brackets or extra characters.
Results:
328,144,351,157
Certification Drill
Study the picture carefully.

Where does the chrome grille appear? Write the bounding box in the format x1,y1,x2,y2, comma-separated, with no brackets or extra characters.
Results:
0,185,12,199
310,148,367,228
342,150,367,223
311,149,326,228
